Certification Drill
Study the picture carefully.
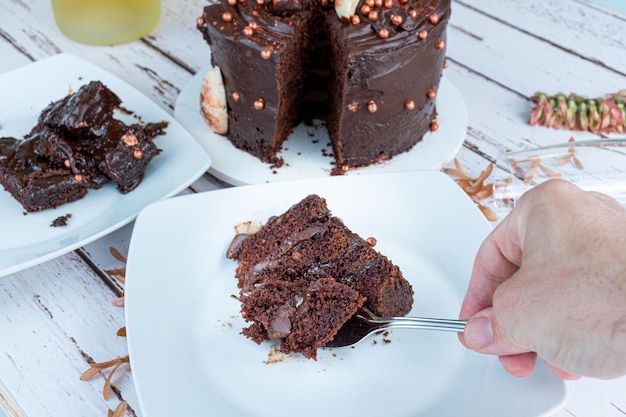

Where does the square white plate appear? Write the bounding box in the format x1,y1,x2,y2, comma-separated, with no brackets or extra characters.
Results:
125,171,566,417
0,53,211,277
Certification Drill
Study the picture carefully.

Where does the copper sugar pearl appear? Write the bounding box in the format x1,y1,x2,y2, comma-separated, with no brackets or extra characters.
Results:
404,100,415,110
254,99,265,110
368,100,378,113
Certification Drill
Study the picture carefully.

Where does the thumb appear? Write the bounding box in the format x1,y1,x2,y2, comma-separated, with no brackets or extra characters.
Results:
461,307,529,356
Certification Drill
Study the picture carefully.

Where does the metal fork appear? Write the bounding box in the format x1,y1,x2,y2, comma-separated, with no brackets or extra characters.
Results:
325,307,466,348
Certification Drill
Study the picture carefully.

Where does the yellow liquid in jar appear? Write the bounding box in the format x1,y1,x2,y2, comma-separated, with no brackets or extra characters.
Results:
51,0,161,45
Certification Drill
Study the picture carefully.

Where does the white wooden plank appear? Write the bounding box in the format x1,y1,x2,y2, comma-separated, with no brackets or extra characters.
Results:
1,1,625,416
0,253,137,417
0,0,194,112
0,38,31,74
448,1,626,98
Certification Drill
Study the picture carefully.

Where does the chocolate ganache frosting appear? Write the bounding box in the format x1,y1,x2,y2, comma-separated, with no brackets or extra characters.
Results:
197,0,450,170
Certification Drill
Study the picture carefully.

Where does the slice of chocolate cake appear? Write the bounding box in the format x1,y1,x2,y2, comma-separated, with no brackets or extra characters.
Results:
227,194,414,359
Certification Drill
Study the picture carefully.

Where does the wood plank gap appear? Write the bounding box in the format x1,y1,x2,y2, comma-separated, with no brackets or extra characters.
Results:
453,0,626,77
571,0,626,20
445,57,530,100
141,38,198,75
75,248,124,297
0,28,35,62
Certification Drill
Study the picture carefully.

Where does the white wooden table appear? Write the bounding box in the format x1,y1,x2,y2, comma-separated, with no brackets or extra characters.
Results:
0,0,625,416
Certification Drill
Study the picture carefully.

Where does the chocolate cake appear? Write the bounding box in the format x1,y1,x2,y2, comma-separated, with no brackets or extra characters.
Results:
0,81,165,212
197,0,450,171
227,194,413,359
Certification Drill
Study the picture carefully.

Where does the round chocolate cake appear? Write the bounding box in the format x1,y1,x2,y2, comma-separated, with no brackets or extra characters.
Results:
197,0,450,171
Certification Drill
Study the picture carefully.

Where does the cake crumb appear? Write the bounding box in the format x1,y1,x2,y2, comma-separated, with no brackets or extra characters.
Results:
264,344,288,364
51,213,72,227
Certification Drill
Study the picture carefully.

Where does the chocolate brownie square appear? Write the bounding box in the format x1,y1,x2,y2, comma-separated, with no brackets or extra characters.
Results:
0,136,91,212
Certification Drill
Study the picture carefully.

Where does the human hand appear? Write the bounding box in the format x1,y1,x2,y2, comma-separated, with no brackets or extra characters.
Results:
458,179,626,379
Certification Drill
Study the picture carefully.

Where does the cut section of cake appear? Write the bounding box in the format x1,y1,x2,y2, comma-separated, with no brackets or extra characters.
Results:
197,0,450,171
227,194,413,359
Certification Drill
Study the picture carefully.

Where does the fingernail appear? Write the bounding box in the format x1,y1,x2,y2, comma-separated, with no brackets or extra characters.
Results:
464,316,493,349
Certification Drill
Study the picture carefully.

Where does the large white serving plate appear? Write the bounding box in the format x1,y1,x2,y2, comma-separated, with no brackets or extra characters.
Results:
175,64,467,185
0,54,211,277
125,171,567,417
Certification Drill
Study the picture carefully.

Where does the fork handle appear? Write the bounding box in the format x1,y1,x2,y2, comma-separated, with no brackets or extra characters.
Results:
374,317,467,332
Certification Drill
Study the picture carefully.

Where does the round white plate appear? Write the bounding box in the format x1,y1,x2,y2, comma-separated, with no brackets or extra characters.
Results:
175,66,467,185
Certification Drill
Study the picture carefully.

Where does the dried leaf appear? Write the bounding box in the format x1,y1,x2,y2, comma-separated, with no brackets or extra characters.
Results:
510,160,526,178
523,159,540,185
109,401,128,417
556,154,572,166
445,159,498,222
477,204,498,221
109,247,127,264
105,266,126,281
112,296,125,307
80,366,102,381
473,183,494,199
443,167,466,178
80,356,129,382
538,163,561,178
103,361,125,400
572,155,584,170
453,158,471,180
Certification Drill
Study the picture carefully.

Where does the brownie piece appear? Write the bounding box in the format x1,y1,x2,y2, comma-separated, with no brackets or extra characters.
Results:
35,81,162,194
0,136,91,212
38,80,122,136
29,123,109,188
0,80,166,212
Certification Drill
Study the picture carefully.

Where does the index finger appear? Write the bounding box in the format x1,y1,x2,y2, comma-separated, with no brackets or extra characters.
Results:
459,212,524,319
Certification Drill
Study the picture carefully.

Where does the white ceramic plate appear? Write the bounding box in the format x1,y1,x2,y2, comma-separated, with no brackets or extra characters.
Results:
174,65,467,185
125,171,567,417
0,54,211,277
